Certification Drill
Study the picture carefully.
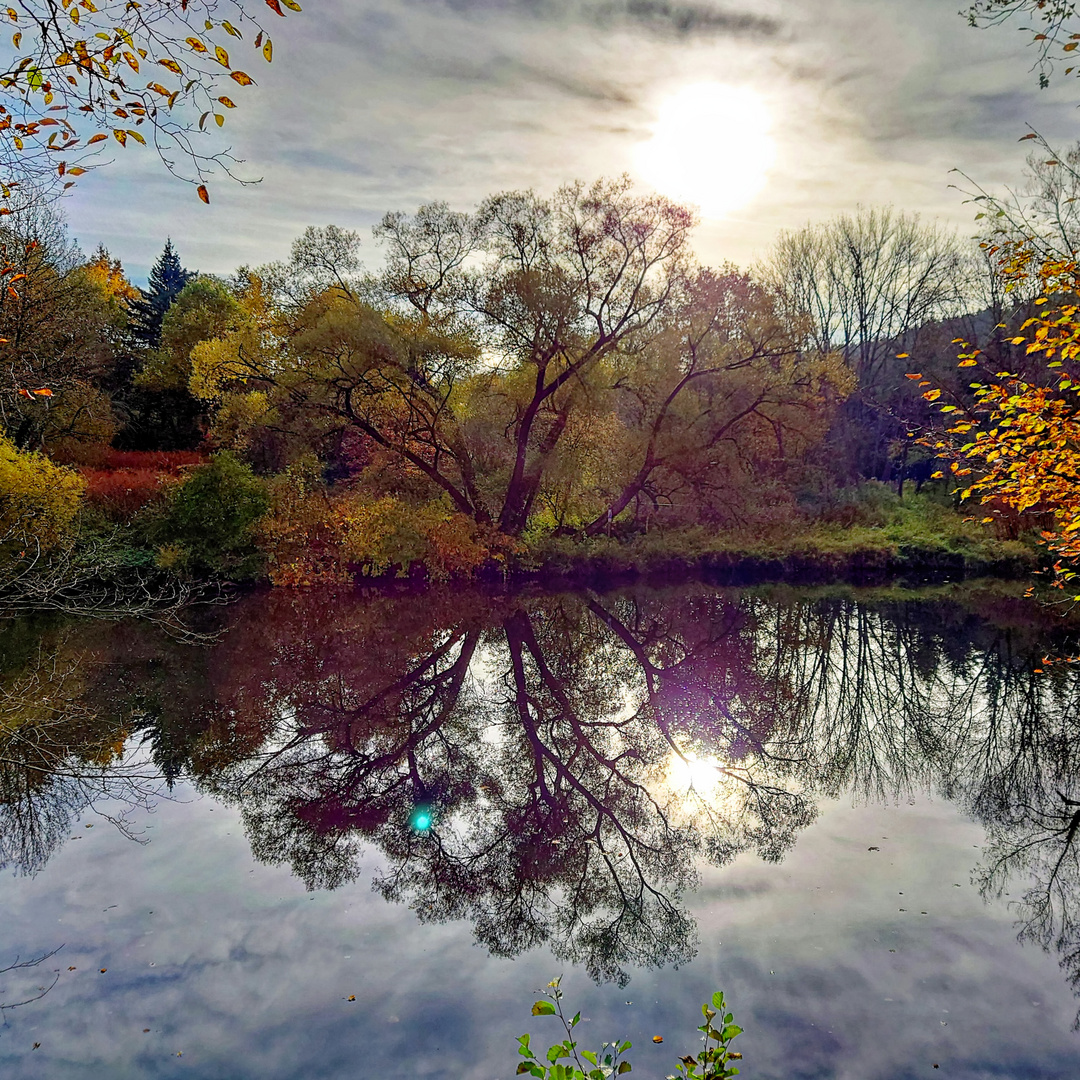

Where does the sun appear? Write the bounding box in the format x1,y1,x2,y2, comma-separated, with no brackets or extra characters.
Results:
634,83,776,220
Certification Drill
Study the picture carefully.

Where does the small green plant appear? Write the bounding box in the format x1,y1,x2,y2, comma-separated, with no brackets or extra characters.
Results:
670,991,744,1080
516,978,744,1080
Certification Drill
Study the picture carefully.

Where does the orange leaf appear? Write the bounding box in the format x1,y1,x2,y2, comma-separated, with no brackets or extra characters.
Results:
265,0,285,15
186,36,207,53
230,70,254,85
197,183,209,204
158,59,182,75
217,95,236,108
87,132,106,144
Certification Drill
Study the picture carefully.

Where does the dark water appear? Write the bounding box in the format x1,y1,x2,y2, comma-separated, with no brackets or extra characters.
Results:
2,582,1080,1078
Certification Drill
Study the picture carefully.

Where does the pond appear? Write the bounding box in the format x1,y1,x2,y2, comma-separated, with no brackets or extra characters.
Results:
2,581,1080,1079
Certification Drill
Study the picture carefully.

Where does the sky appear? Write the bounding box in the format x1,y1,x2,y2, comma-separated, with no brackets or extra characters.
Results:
59,0,1080,282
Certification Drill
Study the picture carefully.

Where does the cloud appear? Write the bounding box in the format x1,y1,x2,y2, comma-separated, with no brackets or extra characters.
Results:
407,0,781,39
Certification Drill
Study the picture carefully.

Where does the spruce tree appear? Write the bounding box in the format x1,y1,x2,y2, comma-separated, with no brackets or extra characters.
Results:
128,239,193,348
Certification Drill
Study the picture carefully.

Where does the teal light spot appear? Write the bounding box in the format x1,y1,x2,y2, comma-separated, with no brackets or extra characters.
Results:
409,806,433,832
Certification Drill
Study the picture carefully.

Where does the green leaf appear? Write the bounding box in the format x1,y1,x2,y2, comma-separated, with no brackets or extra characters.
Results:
619,1041,632,1053
532,1001,557,1016
516,1065,532,1075
711,992,725,1010
581,1051,598,1066
570,1011,580,1028
618,1063,632,1074
722,1025,742,1040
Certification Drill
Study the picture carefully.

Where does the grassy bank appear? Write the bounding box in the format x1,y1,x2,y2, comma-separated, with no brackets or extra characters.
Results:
516,497,1037,587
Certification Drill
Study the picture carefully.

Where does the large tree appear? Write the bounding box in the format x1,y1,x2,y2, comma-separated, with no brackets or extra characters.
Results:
192,181,847,541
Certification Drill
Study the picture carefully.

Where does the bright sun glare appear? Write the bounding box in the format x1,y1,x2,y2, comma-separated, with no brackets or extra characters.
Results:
634,83,776,220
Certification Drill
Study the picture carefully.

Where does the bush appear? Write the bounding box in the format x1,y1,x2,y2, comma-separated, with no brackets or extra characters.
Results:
151,452,269,579
0,435,85,559
82,467,169,520
257,464,512,585
101,449,203,471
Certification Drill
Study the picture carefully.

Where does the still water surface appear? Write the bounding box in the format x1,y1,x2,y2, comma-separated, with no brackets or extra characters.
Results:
2,583,1080,1078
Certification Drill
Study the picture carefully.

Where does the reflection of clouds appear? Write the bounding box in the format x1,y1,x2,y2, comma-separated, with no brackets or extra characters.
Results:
62,0,1078,281
2,794,1079,1078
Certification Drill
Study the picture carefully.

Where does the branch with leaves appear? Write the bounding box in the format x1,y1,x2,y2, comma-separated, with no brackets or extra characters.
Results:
0,0,302,203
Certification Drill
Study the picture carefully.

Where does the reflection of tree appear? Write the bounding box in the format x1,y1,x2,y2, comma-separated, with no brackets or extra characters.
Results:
7,583,1080,997
0,621,166,875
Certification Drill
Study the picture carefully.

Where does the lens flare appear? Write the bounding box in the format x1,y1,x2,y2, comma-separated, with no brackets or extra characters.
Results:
634,82,776,220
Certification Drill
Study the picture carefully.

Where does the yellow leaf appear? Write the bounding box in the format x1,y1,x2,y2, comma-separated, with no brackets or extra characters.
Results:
215,45,230,67
214,112,224,126
230,70,254,85
158,58,182,75
186,37,207,53
113,128,127,145
217,95,236,108
127,128,145,144
263,39,273,62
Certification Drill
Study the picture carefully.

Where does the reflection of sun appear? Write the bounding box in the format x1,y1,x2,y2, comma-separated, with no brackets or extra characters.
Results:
667,750,724,796
634,82,776,220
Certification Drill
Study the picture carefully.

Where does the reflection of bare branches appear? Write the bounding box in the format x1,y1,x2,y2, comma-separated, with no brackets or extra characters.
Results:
977,788,1080,1027
0,646,169,876
0,947,63,1013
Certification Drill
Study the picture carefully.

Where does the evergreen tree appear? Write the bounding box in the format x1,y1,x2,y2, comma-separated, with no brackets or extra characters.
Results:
127,239,193,348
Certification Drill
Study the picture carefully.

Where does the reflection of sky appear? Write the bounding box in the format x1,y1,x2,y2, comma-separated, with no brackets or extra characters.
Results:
1,788,1077,1078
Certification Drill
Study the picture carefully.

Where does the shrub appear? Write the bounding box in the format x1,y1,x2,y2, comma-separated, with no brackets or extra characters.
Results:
152,452,269,579
0,435,85,559
257,465,513,585
82,467,169,520
101,449,203,472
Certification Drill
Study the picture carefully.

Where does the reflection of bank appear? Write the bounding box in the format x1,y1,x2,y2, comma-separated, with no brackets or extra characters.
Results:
4,584,1080,1004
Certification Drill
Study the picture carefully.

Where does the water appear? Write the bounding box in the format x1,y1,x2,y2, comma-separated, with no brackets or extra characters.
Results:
1,581,1079,1078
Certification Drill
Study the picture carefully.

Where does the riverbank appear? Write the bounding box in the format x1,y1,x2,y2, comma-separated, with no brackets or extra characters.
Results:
511,521,1036,588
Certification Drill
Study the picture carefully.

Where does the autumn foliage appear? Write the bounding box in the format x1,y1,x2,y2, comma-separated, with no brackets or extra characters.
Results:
79,450,202,519
918,251,1080,580
0,432,84,556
